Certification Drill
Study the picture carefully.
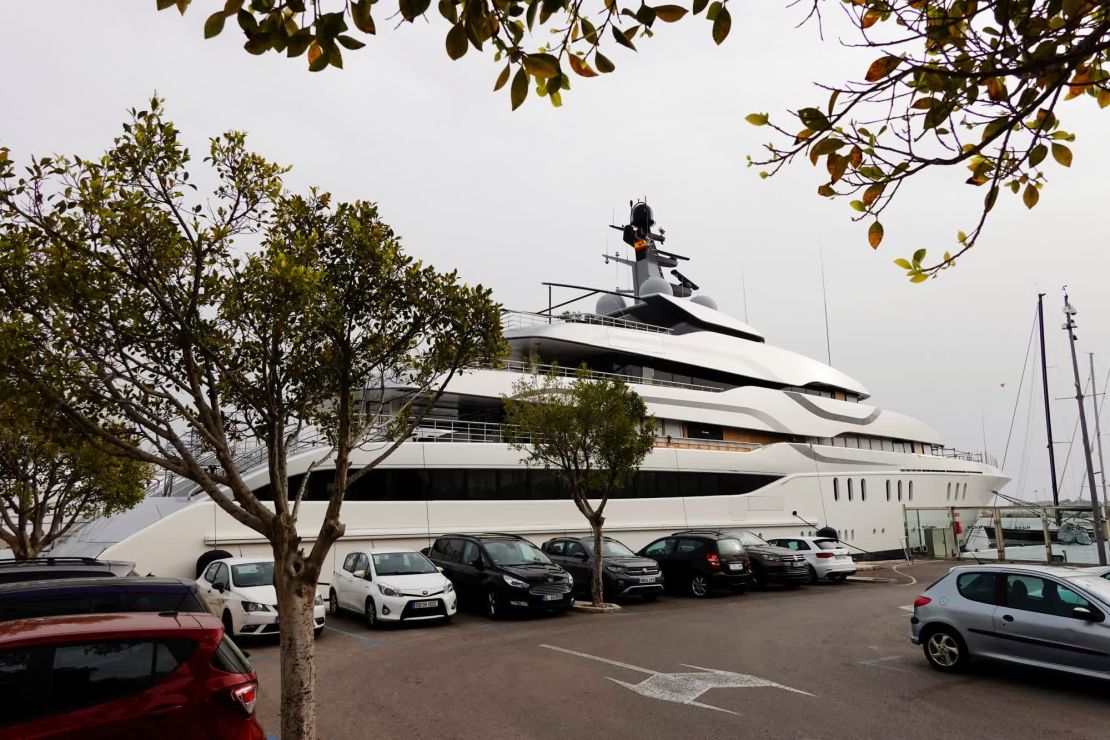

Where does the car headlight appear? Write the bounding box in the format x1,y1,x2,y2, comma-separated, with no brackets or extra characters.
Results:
443,581,454,593
241,601,269,613
314,593,324,606
565,572,574,585
503,574,529,589
762,555,781,562
378,583,401,597
605,564,627,574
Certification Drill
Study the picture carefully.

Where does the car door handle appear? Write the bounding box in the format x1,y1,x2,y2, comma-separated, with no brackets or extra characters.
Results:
1002,614,1014,623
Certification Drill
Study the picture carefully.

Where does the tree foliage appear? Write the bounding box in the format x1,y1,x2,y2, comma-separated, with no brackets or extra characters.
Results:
0,98,506,738
156,0,732,109
503,368,655,606
748,0,1109,279
0,398,150,560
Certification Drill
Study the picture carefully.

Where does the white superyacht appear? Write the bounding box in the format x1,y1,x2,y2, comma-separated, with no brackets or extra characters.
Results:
52,202,1007,578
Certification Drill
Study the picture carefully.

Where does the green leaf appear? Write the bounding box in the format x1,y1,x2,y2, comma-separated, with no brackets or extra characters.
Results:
692,0,708,13
910,273,929,283
849,200,866,212
352,0,377,33
868,221,883,249
399,0,432,22
204,12,226,39
1023,184,1039,209
984,185,999,213
1051,143,1073,167
745,113,769,126
798,107,831,131
337,34,366,50
864,55,902,82
446,23,468,60
595,52,615,73
711,6,731,45
653,5,688,22
1029,144,1047,168
894,258,913,270
510,67,528,111
493,64,511,91
912,248,926,265
611,25,637,50
523,53,560,78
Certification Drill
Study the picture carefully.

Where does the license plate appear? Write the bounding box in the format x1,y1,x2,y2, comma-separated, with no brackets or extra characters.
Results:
638,575,657,583
542,593,562,602
412,600,438,609
836,555,849,560
728,563,745,571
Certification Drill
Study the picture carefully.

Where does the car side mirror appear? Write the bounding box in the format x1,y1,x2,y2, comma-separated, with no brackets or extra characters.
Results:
1073,606,1102,622
436,566,444,573
353,569,366,579
214,582,225,593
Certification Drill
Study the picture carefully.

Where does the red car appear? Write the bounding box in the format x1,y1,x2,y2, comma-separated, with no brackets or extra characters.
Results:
0,611,265,739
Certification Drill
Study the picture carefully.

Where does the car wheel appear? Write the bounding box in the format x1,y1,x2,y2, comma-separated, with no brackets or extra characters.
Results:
923,627,969,673
221,611,236,639
364,598,378,629
485,589,502,619
314,625,325,639
642,592,660,602
329,589,340,616
689,574,710,598
807,565,819,584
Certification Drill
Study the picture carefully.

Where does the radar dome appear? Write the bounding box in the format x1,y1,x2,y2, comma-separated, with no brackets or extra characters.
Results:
595,293,628,315
640,276,673,296
690,294,718,310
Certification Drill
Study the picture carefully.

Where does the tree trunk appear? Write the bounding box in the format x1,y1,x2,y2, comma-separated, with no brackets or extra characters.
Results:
274,570,318,740
590,515,605,607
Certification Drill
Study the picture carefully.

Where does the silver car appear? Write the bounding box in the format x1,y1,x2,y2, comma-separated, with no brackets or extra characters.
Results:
910,563,1110,678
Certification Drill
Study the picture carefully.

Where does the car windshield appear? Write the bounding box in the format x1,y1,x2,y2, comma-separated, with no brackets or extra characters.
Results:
373,552,438,576
731,531,768,547
231,562,274,588
484,540,551,566
585,540,636,557
814,539,842,550
717,539,743,556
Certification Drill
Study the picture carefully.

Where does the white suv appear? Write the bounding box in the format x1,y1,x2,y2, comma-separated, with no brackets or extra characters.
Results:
196,557,327,637
329,548,457,628
766,536,856,584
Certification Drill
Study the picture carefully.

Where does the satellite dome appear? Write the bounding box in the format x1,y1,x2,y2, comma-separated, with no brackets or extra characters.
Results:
596,293,628,316
690,294,718,310
640,276,673,297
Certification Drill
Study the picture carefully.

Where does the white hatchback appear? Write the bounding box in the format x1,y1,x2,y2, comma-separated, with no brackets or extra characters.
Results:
196,557,327,638
329,548,457,628
767,537,857,583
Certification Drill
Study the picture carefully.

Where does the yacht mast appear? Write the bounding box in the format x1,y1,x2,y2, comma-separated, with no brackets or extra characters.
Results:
1090,352,1108,507
1037,293,1061,509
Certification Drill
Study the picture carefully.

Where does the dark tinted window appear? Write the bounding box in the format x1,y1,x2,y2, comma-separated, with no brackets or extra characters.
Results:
439,539,463,563
0,588,205,622
1006,574,1090,617
343,553,358,572
51,639,191,715
956,572,1001,605
565,541,587,558
459,542,479,566
687,423,723,441
211,564,229,588
212,634,252,675
675,538,705,555
546,541,565,555
203,562,221,582
0,649,31,726
642,539,673,557
717,539,743,556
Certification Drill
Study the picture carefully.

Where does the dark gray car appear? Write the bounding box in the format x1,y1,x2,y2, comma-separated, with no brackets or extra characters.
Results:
911,563,1110,678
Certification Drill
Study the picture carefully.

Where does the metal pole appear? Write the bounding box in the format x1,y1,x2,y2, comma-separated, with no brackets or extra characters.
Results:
1063,291,1107,565
1038,293,1061,510
1091,353,1109,508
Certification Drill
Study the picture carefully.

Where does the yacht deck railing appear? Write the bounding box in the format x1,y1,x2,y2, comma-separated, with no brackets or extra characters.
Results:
501,309,671,335
497,359,723,394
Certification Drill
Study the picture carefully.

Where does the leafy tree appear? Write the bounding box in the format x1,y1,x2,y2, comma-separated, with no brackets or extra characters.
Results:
155,0,733,109
747,0,1109,279
0,99,506,739
504,369,655,607
0,398,150,560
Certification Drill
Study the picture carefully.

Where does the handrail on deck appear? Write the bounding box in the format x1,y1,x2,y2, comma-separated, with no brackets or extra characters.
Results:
501,309,671,335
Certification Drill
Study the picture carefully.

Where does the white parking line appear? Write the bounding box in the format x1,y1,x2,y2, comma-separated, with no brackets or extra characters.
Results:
892,563,918,586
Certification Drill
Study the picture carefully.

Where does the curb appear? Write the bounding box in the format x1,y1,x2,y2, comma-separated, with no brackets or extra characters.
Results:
571,601,622,614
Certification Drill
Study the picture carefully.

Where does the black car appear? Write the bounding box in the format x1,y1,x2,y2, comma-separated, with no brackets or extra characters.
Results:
637,531,753,597
0,576,207,621
0,556,136,584
722,530,811,587
427,533,574,618
541,536,664,601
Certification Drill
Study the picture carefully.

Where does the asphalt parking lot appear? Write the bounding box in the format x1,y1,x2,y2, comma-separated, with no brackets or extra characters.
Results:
246,560,1110,739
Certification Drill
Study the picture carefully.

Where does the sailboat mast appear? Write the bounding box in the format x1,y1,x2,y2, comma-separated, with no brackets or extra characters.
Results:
1091,353,1108,508
1037,293,1060,508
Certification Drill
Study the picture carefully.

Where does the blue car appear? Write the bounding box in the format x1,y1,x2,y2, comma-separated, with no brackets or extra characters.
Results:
0,576,208,622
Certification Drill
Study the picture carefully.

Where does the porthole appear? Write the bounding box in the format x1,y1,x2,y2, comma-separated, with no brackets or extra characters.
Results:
885,480,891,501
963,483,968,499
848,479,854,501
897,480,903,501
946,482,951,500
861,479,867,501
908,481,914,501
833,478,840,501
881,528,886,534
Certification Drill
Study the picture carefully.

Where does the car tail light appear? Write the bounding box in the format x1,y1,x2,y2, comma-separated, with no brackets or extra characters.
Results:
913,596,932,609
706,553,721,569
816,552,835,559
230,682,257,716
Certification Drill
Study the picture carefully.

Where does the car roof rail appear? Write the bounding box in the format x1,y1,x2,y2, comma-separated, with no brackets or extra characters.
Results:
671,528,726,536
0,556,110,566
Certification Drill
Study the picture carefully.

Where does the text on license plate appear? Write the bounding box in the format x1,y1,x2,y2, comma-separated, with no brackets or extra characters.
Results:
413,600,438,609
638,575,657,583
836,555,849,560
728,563,745,571
542,593,562,601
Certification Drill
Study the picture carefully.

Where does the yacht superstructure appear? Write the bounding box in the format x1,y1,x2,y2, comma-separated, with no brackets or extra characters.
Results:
51,202,1007,579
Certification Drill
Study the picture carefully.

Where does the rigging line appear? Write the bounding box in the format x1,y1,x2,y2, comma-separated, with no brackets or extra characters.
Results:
1015,357,1037,498
1057,371,1096,497
1001,305,1039,469
819,243,832,366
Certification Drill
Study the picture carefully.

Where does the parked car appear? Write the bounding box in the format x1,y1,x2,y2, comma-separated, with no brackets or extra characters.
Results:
426,533,573,618
722,530,810,587
0,556,136,584
911,563,1110,677
196,557,326,638
0,611,264,738
637,531,752,597
766,536,856,584
541,535,663,601
0,576,207,622
329,548,457,628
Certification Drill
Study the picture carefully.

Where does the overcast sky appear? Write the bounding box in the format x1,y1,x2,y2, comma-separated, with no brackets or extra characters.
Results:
4,2,1108,503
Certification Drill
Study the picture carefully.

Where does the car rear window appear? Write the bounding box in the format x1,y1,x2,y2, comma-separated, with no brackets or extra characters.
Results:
717,539,743,556
814,539,841,550
212,634,253,675
956,572,1001,605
